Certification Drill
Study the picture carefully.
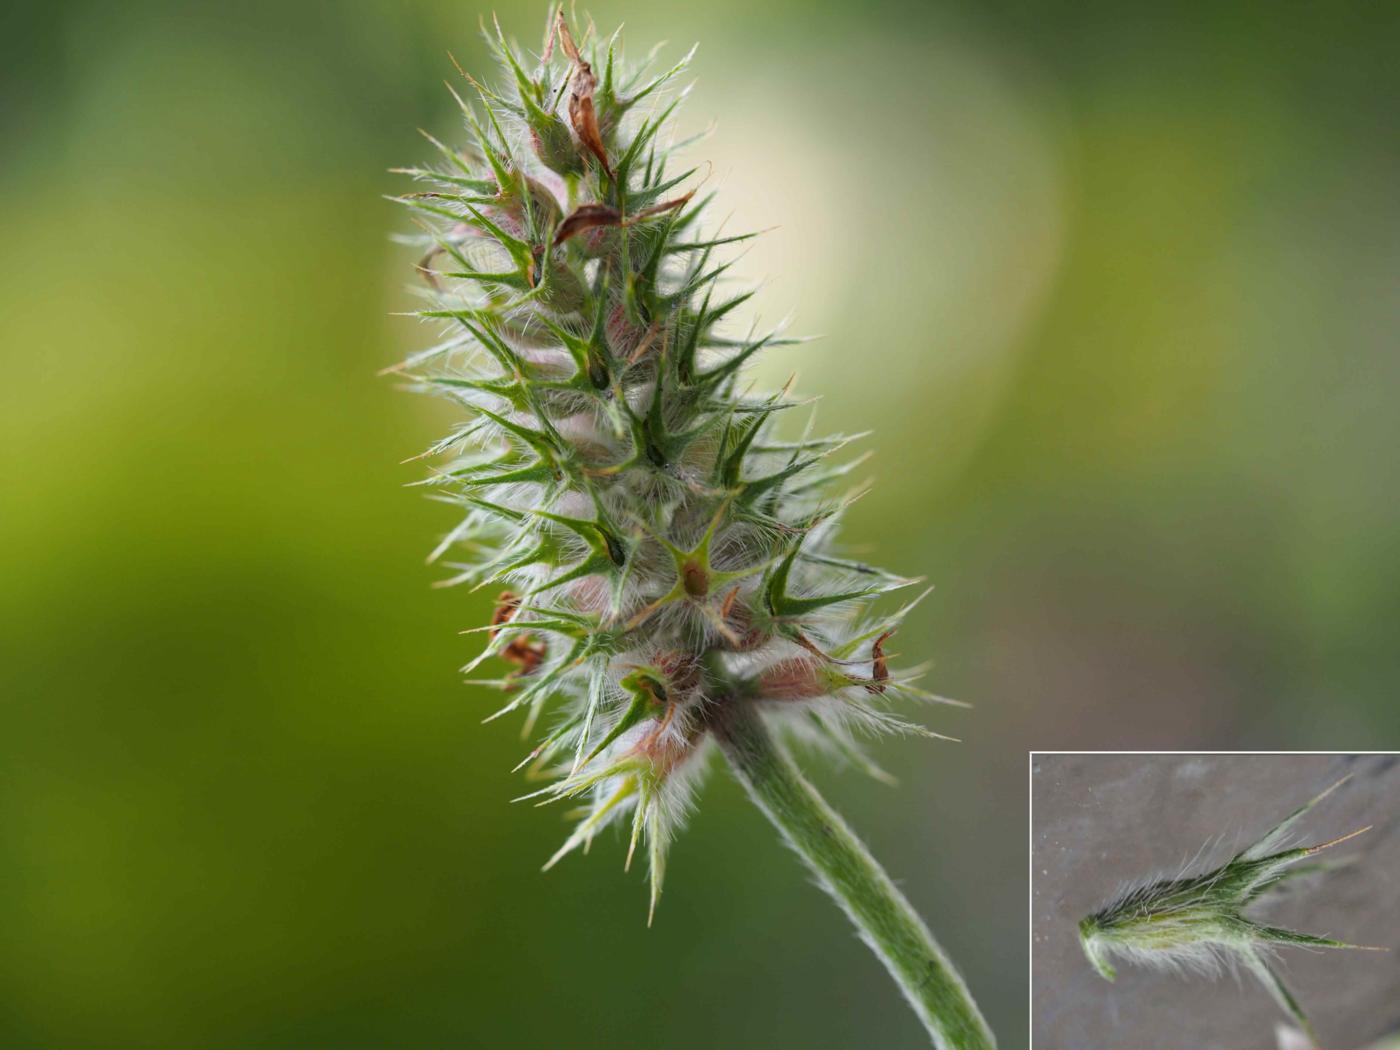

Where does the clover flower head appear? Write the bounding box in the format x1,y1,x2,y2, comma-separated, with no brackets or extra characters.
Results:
391,9,955,923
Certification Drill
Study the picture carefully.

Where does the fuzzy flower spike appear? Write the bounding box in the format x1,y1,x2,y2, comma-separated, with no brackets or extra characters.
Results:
1079,776,1385,1043
388,10,993,1049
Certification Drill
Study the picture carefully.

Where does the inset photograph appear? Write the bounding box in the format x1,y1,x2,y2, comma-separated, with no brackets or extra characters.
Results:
1032,753,1400,1050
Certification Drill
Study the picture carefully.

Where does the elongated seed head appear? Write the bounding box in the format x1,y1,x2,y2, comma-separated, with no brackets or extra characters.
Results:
391,9,953,920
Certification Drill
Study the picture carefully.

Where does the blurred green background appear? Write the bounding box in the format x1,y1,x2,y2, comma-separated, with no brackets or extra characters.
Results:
2,1,1397,1047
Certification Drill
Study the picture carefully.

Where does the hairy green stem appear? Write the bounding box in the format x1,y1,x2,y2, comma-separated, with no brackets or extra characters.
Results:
712,702,995,1050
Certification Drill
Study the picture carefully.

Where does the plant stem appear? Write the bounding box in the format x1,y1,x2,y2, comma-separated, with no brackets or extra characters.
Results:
712,702,996,1050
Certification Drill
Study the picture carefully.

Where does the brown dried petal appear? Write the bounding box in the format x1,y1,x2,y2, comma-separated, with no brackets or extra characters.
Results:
866,629,895,695
552,203,623,246
554,10,582,63
553,192,692,248
570,92,611,176
503,637,547,677
556,12,612,175
488,591,521,639
632,192,694,221
489,590,546,681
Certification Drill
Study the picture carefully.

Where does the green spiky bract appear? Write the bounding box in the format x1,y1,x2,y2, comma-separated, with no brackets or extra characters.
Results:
389,11,993,1048
1079,776,1384,1043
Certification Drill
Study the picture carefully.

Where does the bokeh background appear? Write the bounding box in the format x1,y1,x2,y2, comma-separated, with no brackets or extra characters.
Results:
2,1,1397,1047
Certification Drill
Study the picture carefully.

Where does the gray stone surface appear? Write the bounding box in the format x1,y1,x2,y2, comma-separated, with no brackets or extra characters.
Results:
1032,754,1400,1050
